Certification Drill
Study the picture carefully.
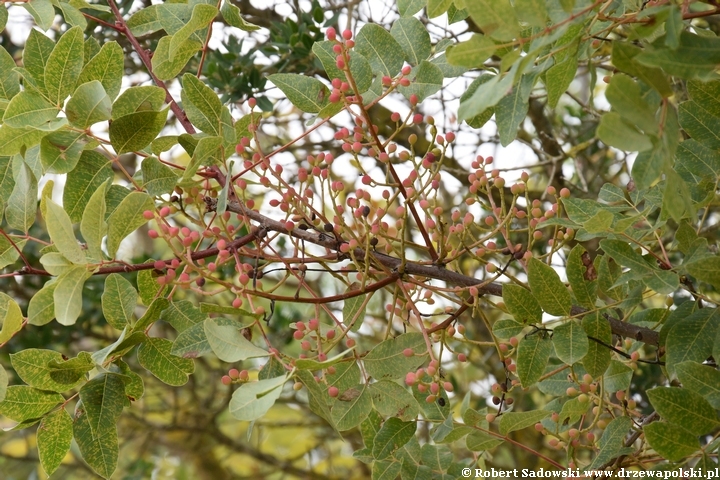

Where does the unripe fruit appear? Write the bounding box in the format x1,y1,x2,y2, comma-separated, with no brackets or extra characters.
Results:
486,414,496,423
566,387,578,397
293,382,303,391
535,422,544,432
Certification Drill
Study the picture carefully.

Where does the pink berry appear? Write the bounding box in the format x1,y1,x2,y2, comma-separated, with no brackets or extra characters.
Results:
403,348,414,357
328,386,339,397
458,353,467,362
293,330,304,340
228,369,240,379
221,375,232,385
342,29,352,40
159,206,170,217
143,210,154,219
308,318,319,330
326,27,336,40
405,372,416,385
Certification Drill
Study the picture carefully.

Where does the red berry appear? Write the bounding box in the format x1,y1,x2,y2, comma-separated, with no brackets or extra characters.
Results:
342,29,352,40
159,206,170,217
221,375,232,385
326,27,336,40
154,260,166,270
143,210,154,219
293,330,304,340
228,369,240,379
328,386,339,397
308,318,319,330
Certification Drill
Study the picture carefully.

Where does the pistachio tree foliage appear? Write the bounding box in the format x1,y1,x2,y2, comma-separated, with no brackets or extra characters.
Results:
1,0,720,477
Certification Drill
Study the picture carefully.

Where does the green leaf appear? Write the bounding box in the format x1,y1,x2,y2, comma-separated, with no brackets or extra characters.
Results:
181,73,224,136
581,312,612,378
73,404,118,479
47,352,94,386
3,90,59,128
492,317,525,339
141,156,177,196
686,256,720,290
566,245,597,309
644,422,699,462
46,200,85,264
498,409,550,435
606,74,659,135
0,6,6,33
76,42,123,100
458,70,514,125
164,301,211,332
267,74,329,114
355,24,406,77
127,5,163,37
0,292,23,344
39,252,74,276
546,55,578,109
369,381,419,421
204,317,268,362
687,80,720,118
152,36,202,82
28,280,57,326
0,386,63,422
80,178,110,262
390,17,431,66
552,320,588,365
603,360,633,393
636,32,720,80
54,266,91,326
559,396,592,425
331,385,373,431
10,349,86,392
430,52,467,78
599,239,652,274
502,284,541,323
79,374,125,440
527,258,572,316
496,73,534,146
372,460,403,480
23,0,55,31
676,139,720,179
64,151,112,224
169,4,217,60
109,108,169,154
66,80,111,128
113,359,144,400
45,26,84,106
137,268,166,306
228,373,289,421
397,60,443,103
372,417,416,460
296,370,336,430
675,361,720,409
446,34,497,68
106,191,154,258
132,297,169,332
426,0,452,18
0,236,27,270
171,322,211,358
514,0,547,27
138,337,194,386
36,408,72,476
363,333,428,380
465,430,503,451
679,101,720,149
0,46,21,100
112,85,166,120
665,307,720,379
398,0,426,17
0,125,47,156
220,1,260,31
631,146,666,190
40,131,89,174
597,112,653,152
517,334,553,387
465,0,519,41
587,416,634,469
102,274,137,330
648,387,718,435
611,42,672,98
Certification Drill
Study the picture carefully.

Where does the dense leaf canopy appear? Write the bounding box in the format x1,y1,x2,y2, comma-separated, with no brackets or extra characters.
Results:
1,0,720,478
